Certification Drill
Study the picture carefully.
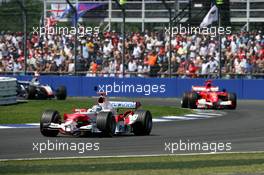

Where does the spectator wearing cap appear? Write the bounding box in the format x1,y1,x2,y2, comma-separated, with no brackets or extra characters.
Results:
103,39,113,59
87,39,96,60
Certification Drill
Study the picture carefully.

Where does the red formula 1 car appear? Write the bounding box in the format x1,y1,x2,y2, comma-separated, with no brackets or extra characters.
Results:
40,93,152,137
181,80,237,109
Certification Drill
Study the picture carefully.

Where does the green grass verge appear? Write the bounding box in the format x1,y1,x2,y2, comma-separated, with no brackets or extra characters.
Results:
1,153,264,175
0,98,191,124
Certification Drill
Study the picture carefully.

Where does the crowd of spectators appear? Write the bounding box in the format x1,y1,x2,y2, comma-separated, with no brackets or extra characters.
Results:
0,28,264,78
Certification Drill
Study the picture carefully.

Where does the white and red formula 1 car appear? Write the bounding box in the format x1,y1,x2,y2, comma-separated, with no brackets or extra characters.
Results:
40,93,152,137
181,80,237,109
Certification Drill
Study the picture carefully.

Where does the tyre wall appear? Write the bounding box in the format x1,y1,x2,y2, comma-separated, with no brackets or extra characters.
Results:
0,77,17,105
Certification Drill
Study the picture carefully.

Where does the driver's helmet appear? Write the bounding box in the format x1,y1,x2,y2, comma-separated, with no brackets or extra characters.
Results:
91,105,102,112
205,80,212,89
98,96,105,104
30,77,40,86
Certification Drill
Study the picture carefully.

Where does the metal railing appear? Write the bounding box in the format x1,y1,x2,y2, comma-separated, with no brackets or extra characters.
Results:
1,71,264,79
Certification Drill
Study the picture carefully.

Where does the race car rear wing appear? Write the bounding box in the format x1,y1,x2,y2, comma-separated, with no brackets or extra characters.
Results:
17,80,30,85
109,101,141,109
192,86,219,92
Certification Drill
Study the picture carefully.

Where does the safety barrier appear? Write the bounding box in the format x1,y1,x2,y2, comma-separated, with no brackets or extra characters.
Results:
13,75,264,99
0,77,17,105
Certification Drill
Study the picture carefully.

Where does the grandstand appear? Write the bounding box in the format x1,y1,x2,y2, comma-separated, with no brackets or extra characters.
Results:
0,0,263,78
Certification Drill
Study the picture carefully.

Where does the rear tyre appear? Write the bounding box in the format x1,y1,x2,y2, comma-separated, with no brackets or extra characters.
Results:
132,110,152,136
181,92,190,108
27,86,36,99
39,87,48,100
228,92,237,109
40,110,61,137
96,112,116,137
56,86,67,100
189,92,199,109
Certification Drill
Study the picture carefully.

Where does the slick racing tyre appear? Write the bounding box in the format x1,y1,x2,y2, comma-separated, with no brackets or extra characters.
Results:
181,92,190,108
96,112,116,137
40,110,61,137
56,86,67,100
39,87,48,99
189,92,199,109
228,92,237,110
132,110,152,136
27,85,36,99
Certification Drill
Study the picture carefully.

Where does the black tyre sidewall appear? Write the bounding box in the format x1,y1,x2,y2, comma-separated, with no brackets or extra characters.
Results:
181,92,189,108
132,110,152,136
228,92,237,109
96,112,116,137
189,92,199,109
40,110,61,137
56,86,67,100
27,86,36,99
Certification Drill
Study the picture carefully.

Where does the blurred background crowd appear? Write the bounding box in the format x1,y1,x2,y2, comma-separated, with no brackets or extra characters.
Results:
0,30,264,78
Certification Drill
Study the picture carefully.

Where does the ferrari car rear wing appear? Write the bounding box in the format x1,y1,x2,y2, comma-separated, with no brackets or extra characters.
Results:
109,101,141,109
192,86,219,92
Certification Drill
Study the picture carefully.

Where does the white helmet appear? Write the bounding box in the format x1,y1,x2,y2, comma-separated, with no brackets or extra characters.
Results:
91,105,102,112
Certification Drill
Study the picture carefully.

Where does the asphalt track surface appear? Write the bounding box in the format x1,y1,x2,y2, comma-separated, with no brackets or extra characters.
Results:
0,99,264,160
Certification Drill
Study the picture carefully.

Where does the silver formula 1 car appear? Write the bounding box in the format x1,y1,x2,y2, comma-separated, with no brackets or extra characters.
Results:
17,77,67,100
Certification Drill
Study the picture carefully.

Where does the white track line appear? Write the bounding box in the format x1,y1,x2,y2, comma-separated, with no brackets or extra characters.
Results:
152,118,174,122
25,123,40,126
1,151,264,162
184,114,215,118
161,116,197,120
196,112,223,116
0,126,12,129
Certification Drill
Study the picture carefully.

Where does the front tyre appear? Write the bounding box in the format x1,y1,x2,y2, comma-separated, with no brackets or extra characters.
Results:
132,110,152,136
189,92,199,109
56,86,67,100
181,92,190,108
27,86,36,99
228,92,237,109
39,87,48,100
40,110,61,137
96,112,116,137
